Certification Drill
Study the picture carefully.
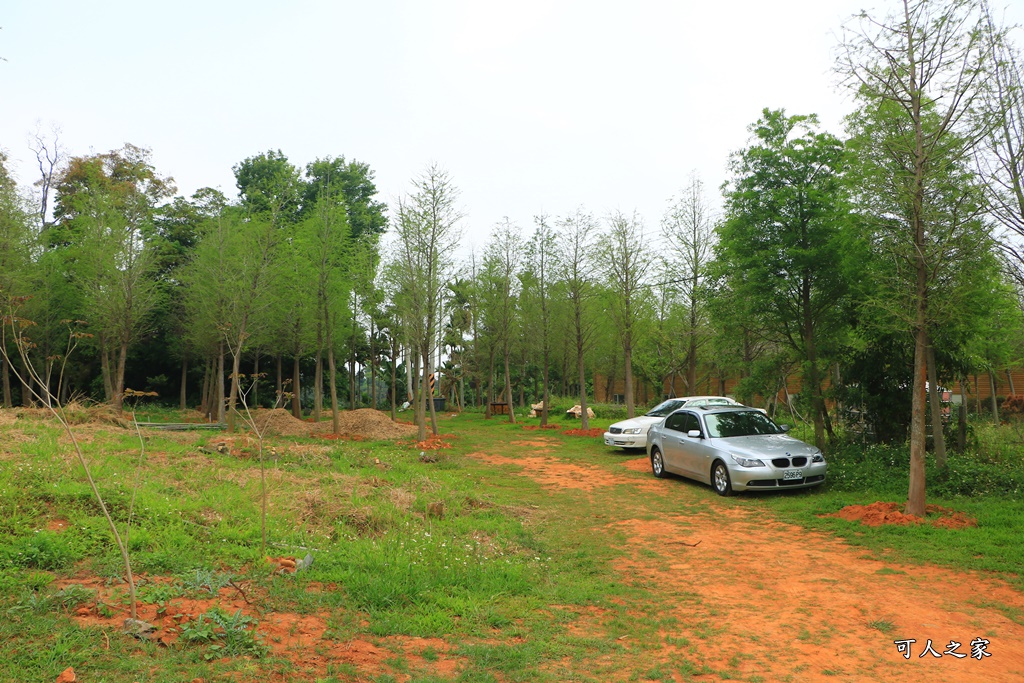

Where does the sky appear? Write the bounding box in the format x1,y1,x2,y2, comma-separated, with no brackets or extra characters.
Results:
2,0,1022,254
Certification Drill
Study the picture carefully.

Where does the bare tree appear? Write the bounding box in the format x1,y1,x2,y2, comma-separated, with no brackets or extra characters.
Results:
601,211,651,418
977,2,1024,280
662,173,717,395
528,215,557,425
28,122,64,230
558,209,599,430
483,219,523,423
389,164,462,441
839,0,992,516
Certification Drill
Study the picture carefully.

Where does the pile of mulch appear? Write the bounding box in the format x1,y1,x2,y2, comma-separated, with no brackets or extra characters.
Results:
563,428,606,437
522,424,562,431
6,402,131,428
253,408,417,440
823,501,977,529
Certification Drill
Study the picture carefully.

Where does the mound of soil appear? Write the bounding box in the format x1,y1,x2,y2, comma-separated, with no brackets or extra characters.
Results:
824,501,977,529
563,428,605,437
255,408,417,440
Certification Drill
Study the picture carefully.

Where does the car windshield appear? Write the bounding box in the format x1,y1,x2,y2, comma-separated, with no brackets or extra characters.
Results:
704,411,782,438
645,399,685,417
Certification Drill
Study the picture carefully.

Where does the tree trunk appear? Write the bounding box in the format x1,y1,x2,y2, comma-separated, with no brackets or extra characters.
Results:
989,371,1000,424
99,336,113,403
576,332,589,431
540,340,550,427
2,356,11,408
179,356,188,411
275,354,283,408
20,366,31,407
200,359,211,418
957,401,967,453
252,353,259,407
503,349,516,424
390,337,398,421
485,346,495,418
370,320,378,409
328,345,340,435
624,342,635,418
906,318,928,517
926,340,946,468
313,351,323,422
111,340,129,413
413,351,426,441
292,354,302,419
424,347,438,435
1006,370,1016,396
226,339,244,432
686,294,698,393
216,345,225,424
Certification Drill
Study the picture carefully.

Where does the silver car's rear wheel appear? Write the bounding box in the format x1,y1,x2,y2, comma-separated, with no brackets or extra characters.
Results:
651,447,667,478
712,460,733,497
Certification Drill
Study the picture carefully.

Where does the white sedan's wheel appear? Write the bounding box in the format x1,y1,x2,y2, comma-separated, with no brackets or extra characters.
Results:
651,447,667,478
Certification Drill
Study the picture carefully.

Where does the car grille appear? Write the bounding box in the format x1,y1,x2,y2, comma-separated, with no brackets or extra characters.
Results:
771,456,809,468
748,474,826,488
609,427,623,434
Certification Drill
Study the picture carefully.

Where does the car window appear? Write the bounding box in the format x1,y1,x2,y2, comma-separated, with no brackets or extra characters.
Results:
687,400,705,407
707,398,734,405
646,399,684,417
704,411,782,438
680,412,701,434
664,412,687,431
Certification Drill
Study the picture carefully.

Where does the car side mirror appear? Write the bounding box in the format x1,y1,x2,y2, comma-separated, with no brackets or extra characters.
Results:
779,424,791,432
687,429,702,439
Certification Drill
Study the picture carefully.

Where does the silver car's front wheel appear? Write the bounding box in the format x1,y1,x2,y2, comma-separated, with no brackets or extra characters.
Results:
712,460,733,497
651,447,667,478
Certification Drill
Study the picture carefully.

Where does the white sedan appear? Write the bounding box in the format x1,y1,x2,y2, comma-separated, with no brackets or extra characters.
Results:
603,396,743,450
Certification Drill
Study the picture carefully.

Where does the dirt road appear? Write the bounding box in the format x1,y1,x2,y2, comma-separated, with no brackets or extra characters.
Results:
471,442,1024,682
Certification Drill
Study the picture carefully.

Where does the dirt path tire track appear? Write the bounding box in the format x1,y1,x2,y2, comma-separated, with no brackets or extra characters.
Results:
467,448,1024,682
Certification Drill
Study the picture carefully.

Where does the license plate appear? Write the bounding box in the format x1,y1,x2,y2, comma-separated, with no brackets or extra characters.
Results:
783,470,803,481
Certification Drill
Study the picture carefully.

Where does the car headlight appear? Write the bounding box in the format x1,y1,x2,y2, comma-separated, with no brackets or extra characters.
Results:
812,453,825,463
623,428,643,435
733,456,765,468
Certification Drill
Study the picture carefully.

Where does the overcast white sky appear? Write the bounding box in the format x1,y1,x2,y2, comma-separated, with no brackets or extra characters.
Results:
2,1,1022,252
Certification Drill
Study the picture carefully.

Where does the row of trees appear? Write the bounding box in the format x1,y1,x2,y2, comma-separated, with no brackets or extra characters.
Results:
2,0,1023,514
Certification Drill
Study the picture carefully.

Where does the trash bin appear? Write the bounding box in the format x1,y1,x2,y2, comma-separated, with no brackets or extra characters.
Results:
432,397,446,412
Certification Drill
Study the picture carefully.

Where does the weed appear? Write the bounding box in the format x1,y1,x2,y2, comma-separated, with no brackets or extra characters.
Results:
867,620,896,634
179,607,268,659
875,567,906,575
181,568,233,595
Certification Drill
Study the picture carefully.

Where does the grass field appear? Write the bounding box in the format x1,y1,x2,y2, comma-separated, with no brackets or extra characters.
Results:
1,406,1022,682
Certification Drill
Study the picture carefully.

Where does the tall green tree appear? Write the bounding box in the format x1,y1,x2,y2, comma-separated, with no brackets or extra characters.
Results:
601,211,650,418
522,215,558,424
558,209,599,430
482,219,523,423
0,152,34,406
839,0,993,516
52,144,174,412
389,164,462,440
662,174,716,395
717,109,850,450
303,157,387,238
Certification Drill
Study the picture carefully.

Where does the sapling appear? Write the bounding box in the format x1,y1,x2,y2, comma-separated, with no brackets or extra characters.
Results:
0,301,148,632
